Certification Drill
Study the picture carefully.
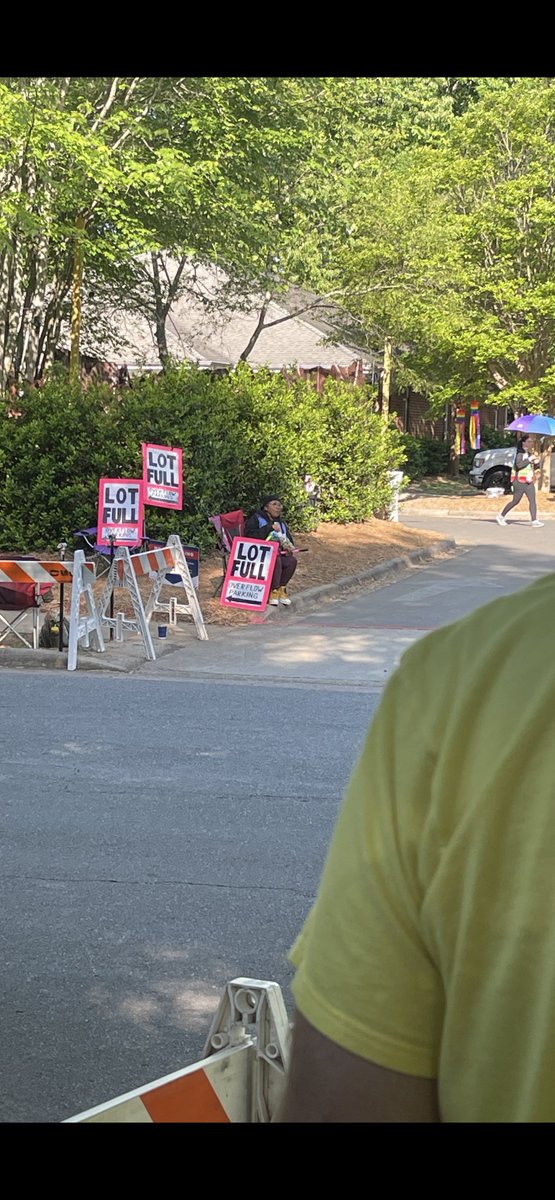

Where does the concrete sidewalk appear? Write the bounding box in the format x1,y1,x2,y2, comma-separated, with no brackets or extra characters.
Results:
0,537,455,684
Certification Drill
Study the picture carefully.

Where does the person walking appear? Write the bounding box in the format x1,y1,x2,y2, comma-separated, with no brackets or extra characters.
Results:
497,435,543,526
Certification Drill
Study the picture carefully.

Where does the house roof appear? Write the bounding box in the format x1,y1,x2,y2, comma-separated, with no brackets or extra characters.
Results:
77,258,382,377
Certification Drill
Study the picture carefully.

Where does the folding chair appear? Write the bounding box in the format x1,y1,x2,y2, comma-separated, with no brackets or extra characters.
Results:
74,525,143,578
0,556,53,649
208,509,246,596
74,527,113,577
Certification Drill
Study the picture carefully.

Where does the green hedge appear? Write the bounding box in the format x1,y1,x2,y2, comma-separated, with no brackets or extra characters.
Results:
401,435,450,480
402,424,515,480
0,364,406,554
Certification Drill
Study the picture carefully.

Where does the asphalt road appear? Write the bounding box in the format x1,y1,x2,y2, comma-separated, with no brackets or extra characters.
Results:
0,670,376,1122
2,510,553,1122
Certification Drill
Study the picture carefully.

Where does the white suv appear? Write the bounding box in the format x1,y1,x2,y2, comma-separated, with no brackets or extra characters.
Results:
469,447,515,492
469,447,555,492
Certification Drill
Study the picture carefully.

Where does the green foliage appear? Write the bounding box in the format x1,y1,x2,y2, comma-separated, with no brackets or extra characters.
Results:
401,435,450,480
0,377,114,549
0,74,498,389
402,423,516,480
305,389,406,522
0,76,349,386
478,424,516,450
0,366,405,553
330,78,555,415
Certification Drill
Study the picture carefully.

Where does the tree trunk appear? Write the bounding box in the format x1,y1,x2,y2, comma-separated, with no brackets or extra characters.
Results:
538,442,551,492
449,446,460,477
36,279,68,380
22,229,56,382
70,217,86,383
150,251,170,366
46,313,64,374
2,250,27,391
14,261,37,380
0,142,58,387
449,404,460,477
239,294,271,361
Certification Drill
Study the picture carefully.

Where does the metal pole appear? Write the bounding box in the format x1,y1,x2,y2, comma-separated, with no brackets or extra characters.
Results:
57,541,67,652
109,534,115,640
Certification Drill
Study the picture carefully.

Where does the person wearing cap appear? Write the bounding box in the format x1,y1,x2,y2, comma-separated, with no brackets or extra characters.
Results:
244,495,298,605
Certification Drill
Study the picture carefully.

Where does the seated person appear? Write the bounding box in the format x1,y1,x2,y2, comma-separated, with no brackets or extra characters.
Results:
245,495,298,606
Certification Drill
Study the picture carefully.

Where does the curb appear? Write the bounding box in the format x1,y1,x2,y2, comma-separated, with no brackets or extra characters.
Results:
0,539,456,669
263,537,456,619
0,634,183,672
400,508,555,519
0,628,205,674
0,645,132,671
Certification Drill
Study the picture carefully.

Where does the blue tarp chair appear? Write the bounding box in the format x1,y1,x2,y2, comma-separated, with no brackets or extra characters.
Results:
73,526,143,576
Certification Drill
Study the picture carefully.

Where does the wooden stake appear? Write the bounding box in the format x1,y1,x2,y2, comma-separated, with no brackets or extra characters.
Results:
382,337,392,421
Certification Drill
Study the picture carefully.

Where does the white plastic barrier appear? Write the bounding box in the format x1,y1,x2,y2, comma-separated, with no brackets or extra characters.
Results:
98,537,208,663
144,535,208,641
67,550,105,670
387,470,404,522
65,978,290,1124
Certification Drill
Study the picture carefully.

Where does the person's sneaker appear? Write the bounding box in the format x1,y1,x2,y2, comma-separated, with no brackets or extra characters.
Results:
279,587,292,606
531,520,544,527
269,590,280,605
496,514,508,526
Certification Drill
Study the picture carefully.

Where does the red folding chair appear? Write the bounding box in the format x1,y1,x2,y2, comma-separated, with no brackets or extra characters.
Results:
0,555,53,649
208,509,246,596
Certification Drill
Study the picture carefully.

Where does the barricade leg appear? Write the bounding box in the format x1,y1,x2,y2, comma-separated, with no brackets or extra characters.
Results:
98,548,156,661
145,535,208,641
68,550,105,671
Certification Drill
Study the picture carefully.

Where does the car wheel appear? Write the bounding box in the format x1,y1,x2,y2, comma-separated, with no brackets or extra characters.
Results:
483,467,512,493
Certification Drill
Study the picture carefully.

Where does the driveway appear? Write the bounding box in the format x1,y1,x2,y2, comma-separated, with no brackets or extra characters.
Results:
135,511,553,690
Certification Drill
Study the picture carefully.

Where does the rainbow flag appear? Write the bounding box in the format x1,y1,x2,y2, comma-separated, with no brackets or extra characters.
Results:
455,407,466,456
469,401,481,450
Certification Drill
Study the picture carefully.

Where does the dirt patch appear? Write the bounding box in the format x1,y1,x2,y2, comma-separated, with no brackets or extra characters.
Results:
406,476,476,498
0,520,447,643
195,520,447,626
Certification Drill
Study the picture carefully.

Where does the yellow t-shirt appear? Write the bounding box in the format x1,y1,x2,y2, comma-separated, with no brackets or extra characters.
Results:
290,571,555,1122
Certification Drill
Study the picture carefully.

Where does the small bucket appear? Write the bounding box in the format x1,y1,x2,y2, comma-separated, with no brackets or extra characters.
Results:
157,625,168,639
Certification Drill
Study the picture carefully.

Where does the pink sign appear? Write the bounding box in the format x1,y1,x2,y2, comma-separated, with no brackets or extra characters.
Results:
142,443,183,509
220,536,278,612
97,478,144,547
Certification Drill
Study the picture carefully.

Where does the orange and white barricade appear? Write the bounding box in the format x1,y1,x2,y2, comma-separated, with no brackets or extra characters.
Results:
98,538,207,662
0,557,93,588
143,535,208,641
0,552,103,670
0,558,52,649
65,978,290,1124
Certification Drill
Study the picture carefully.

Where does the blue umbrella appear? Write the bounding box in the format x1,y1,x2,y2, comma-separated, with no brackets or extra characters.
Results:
507,414,555,436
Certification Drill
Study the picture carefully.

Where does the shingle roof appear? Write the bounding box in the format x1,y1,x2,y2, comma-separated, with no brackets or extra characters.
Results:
78,258,381,375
